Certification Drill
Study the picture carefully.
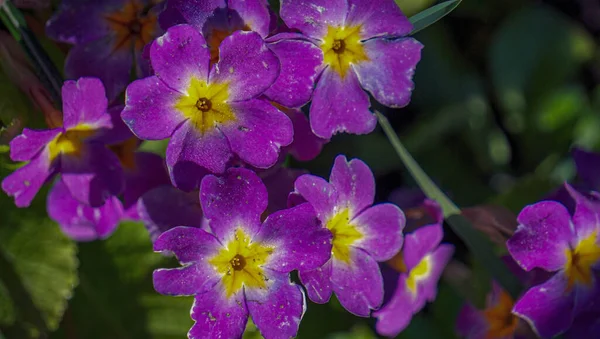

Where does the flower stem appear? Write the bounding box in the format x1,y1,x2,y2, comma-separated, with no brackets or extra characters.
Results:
376,111,522,299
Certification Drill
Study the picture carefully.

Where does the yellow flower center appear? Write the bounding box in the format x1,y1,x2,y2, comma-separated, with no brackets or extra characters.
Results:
108,137,138,171
326,209,363,263
105,0,157,52
405,255,431,294
174,77,236,134
564,231,600,289
209,228,273,298
483,289,518,339
47,125,95,162
321,25,369,78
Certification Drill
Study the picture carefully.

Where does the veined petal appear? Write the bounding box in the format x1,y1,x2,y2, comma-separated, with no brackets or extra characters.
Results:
353,203,405,261
279,0,347,39
298,260,333,304
345,0,413,39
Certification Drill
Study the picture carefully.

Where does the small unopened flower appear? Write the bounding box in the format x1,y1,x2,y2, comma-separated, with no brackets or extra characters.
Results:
122,25,293,190
2,78,125,207
280,0,423,139
373,199,454,336
46,0,161,100
456,282,520,339
507,183,600,338
152,168,332,338
293,155,405,316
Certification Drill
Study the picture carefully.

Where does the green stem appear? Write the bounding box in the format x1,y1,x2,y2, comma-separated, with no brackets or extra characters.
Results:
376,111,522,298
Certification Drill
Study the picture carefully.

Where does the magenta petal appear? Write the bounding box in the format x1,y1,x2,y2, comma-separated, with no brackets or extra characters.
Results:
294,174,339,221
138,185,204,242
151,25,210,92
153,264,219,296
331,249,383,316
61,144,124,207
353,203,404,261
189,282,248,339
258,203,332,273
154,226,220,263
65,38,132,101
9,128,61,162
61,78,110,129
210,31,279,101
93,105,135,144
330,155,375,217
167,121,229,190
228,0,271,37
565,184,600,241
122,76,185,140
402,224,444,270
310,68,375,139
200,168,266,242
421,244,454,302
299,260,333,304
354,38,422,108
284,108,326,162
2,152,54,208
263,37,323,108
513,273,575,338
47,179,123,241
345,0,413,39
279,0,347,39
221,99,293,169
247,277,305,339
373,275,416,337
508,201,573,272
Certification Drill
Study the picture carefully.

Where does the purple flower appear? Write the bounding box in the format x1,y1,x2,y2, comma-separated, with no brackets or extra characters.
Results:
507,184,600,338
46,0,161,100
2,78,124,208
159,0,324,108
47,178,123,241
121,24,294,191
373,199,454,337
293,155,405,316
278,106,327,162
152,168,332,338
279,0,423,139
456,282,520,339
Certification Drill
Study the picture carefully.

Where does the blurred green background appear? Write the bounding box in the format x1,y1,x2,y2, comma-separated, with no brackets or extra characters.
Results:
1,0,599,338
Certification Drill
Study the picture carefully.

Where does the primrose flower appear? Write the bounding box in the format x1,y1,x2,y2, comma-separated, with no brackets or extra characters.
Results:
507,183,600,338
159,0,324,108
152,168,332,338
46,0,161,100
456,282,521,339
47,178,123,241
373,200,454,337
2,78,125,208
293,155,405,316
122,24,293,191
280,0,423,139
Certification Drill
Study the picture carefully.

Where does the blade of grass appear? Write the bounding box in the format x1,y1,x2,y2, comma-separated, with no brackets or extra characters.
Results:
408,0,462,35
376,111,522,298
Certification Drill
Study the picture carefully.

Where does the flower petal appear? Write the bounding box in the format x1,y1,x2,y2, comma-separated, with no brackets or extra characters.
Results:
189,281,248,339
513,273,575,338
210,31,279,101
508,201,573,272
200,167,267,242
373,275,416,337
294,173,339,222
221,99,293,169
421,244,454,302
60,144,124,207
228,0,271,37
123,152,170,209
345,0,413,39
122,76,185,140
353,37,422,108
9,128,61,162
299,260,333,304
138,185,204,242
262,166,306,214
331,248,383,316
310,68,375,139
247,275,305,339
158,0,225,31
402,224,444,270
154,226,220,263
330,155,374,217
47,178,123,241
151,25,210,92
573,147,600,191
565,183,600,241
283,107,326,162
353,203,404,261
2,152,54,207
263,36,324,108
455,303,489,339
65,38,132,101
153,264,219,296
61,77,110,129
279,0,347,39
258,203,332,273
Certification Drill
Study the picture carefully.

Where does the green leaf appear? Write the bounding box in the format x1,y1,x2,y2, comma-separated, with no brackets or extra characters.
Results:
408,0,462,35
